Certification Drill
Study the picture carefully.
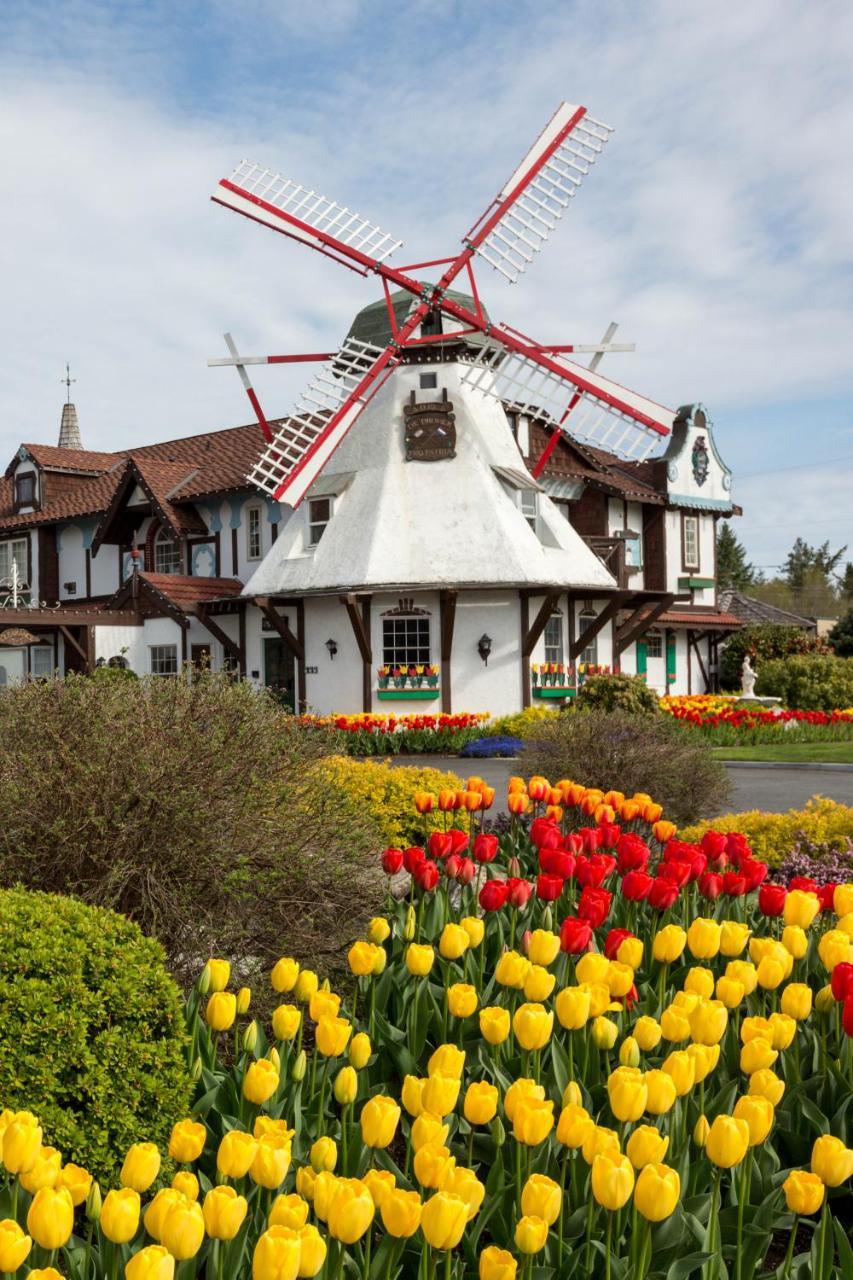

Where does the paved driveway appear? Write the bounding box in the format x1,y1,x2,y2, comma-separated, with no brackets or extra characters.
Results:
392,756,853,817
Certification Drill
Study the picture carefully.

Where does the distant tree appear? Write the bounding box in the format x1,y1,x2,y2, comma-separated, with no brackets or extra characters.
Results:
839,562,853,607
716,522,757,592
783,538,846,597
828,608,853,658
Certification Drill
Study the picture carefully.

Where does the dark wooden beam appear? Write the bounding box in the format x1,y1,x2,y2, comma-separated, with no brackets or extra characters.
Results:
520,593,531,708
522,589,561,657
255,597,305,663
688,629,710,690
296,598,306,712
439,590,457,714
615,594,675,655
0,608,142,627
340,593,372,665
84,625,96,675
196,607,242,665
569,595,624,661
59,625,87,663
360,596,372,713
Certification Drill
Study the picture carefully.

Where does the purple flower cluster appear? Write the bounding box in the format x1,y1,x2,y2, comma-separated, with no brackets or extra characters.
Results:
776,832,853,886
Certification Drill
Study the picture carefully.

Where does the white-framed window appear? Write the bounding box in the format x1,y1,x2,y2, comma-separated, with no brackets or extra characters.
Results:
578,600,598,666
0,537,28,583
382,616,431,668
149,644,178,676
544,612,563,665
645,631,663,659
519,490,538,533
308,497,332,547
154,528,182,575
30,647,54,678
246,506,263,560
683,515,700,570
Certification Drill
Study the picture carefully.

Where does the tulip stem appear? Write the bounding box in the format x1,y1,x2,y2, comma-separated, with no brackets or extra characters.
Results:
782,1214,798,1278
362,1227,372,1280
735,1152,749,1280
584,1196,595,1274
605,1214,613,1280
557,1157,567,1262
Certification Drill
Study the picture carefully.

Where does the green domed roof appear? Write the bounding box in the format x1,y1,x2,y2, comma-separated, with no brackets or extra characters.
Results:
345,286,490,350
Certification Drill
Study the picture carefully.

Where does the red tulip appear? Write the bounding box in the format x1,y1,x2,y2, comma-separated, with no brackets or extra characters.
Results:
597,822,621,849
415,860,439,891
540,848,576,879
472,833,499,864
700,831,727,860
831,962,853,1002
818,883,838,913
428,831,452,861
403,846,425,875
578,886,611,928
621,871,654,902
758,884,787,917
604,927,635,960
725,832,752,864
447,829,470,856
560,917,593,954
844,996,853,1038
530,818,562,850
479,879,509,912
742,859,768,890
381,848,404,875
579,827,603,853
444,854,463,880
789,876,819,894
536,873,564,902
616,834,650,874
660,860,692,889
506,877,534,909
648,878,680,910
698,872,723,901
723,871,748,897
456,857,476,885
565,833,584,857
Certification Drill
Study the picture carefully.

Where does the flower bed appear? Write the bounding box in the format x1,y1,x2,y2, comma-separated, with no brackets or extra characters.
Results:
681,797,853,868
661,695,853,745
4,778,853,1279
300,713,489,756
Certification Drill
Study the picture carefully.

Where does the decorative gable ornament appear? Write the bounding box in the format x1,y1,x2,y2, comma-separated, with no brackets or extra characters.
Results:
692,436,709,487
403,389,456,462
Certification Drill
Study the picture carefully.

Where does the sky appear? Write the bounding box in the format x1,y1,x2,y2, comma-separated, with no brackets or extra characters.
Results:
1,0,852,573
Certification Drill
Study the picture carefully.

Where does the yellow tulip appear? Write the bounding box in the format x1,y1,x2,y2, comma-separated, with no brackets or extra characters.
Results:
512,1098,555,1146
781,925,808,959
315,1017,352,1058
480,1006,511,1046
294,1167,316,1204
606,962,635,999
311,1172,337,1223
420,1192,468,1249
271,1005,301,1042
413,1143,456,1190
514,1215,549,1254
652,925,686,964
662,1051,695,1097
444,1167,485,1222
660,1006,691,1043
687,918,721,960
618,937,644,970
592,1151,634,1210
705,1116,749,1168
19,1147,61,1194
523,966,556,1002
783,890,820,929
783,1170,825,1215
689,1000,728,1047
768,1013,797,1051
206,992,237,1032
461,917,485,948
251,1135,292,1190
309,991,341,1025
619,1037,640,1068
495,951,530,990
693,1115,710,1147
216,1130,258,1179
556,1104,594,1150
58,1162,93,1207
269,1195,309,1230
504,1079,544,1122
237,987,251,1015
360,1096,401,1148
428,1044,466,1080
309,1138,337,1174
607,1067,648,1122
575,953,610,986
411,1113,450,1152
367,916,391,944
252,1225,302,1280
521,1174,561,1226
168,1119,206,1164
401,1075,426,1118
478,1246,517,1279
120,1143,161,1194
748,1069,785,1106
464,1083,499,1127
555,986,591,1030
448,984,478,1019
756,957,785,991
297,1223,326,1278
405,944,434,977
172,1173,199,1202
125,1245,175,1280
100,1188,142,1243
811,1135,853,1187
160,1197,205,1260
733,1096,774,1146
333,1067,358,1106
207,959,231,992
271,958,299,993
144,1190,183,1242
439,923,470,961
626,1125,669,1170
348,941,382,977
634,1016,662,1052
719,921,751,957
833,883,853,916
527,929,561,967
715,977,745,1009
582,1126,620,1166
513,1003,554,1052
740,1039,778,1074
362,1169,395,1210
349,1033,372,1069
726,960,758,995
294,970,319,1003
592,1017,618,1050
202,1186,247,1240
27,1187,74,1250
818,930,853,972
1,1112,43,1174
686,1043,720,1084
380,1189,422,1238
644,1070,677,1116
244,1059,280,1105
684,967,715,999
634,1163,680,1221
562,1082,583,1108
326,1179,375,1244
0,1221,32,1273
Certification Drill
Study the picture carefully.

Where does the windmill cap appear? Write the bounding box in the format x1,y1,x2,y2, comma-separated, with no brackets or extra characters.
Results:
345,285,491,352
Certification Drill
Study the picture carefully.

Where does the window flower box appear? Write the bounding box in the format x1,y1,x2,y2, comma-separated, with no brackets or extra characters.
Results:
376,687,441,701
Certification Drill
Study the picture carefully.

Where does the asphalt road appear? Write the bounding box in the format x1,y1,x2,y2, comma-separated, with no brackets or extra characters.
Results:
391,756,853,817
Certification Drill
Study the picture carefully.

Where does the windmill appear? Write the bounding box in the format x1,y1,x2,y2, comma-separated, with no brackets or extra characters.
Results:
209,102,675,510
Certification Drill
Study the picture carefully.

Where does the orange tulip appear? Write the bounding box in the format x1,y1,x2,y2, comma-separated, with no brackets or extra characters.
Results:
508,793,530,816
414,792,435,814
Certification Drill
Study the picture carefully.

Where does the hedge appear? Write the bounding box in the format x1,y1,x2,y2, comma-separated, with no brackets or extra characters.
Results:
317,756,466,847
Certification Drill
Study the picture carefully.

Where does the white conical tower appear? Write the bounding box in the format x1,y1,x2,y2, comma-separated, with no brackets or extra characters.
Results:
58,401,82,449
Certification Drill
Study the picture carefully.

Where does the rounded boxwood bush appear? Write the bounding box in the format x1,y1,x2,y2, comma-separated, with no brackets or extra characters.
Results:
0,887,192,1184
575,673,660,715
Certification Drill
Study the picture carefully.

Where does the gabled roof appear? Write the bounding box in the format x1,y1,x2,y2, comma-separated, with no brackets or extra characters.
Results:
109,572,243,623
10,444,118,475
527,420,667,504
718,589,816,631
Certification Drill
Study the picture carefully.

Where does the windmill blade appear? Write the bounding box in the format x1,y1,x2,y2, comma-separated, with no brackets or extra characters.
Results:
466,103,613,284
460,341,672,460
213,162,403,275
248,337,396,508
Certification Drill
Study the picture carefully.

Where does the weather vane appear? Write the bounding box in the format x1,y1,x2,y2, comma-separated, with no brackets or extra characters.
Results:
61,362,76,404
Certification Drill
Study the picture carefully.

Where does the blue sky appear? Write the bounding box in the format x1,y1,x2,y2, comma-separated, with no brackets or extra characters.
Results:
1,0,852,572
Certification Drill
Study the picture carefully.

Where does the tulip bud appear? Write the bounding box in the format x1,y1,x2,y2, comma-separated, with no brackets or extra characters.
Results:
490,1116,506,1147
242,1021,259,1053
619,1037,640,1068
403,905,416,941
334,1067,358,1106
198,964,212,995
267,1047,281,1073
86,1181,102,1223
236,987,251,1015
562,1082,583,1108
693,1115,710,1148
291,1050,307,1082
192,1056,203,1081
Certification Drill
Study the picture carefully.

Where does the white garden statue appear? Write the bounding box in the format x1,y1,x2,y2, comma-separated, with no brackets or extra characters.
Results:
741,655,757,698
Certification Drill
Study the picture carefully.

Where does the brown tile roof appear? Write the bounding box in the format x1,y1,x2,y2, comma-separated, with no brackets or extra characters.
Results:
717,589,815,631
13,444,120,475
138,573,244,611
0,472,124,532
131,457,207,537
528,420,667,503
657,609,742,629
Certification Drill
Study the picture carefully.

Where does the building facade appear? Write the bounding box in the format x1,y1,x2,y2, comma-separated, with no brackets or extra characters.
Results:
0,302,741,709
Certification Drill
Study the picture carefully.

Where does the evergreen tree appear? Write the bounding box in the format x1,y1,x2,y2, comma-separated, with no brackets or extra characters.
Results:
783,538,847,596
829,607,853,657
716,521,756,592
839,562,853,606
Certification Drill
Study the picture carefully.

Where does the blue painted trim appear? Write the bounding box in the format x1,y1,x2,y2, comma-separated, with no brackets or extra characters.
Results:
668,493,734,512
228,495,247,530
264,498,282,526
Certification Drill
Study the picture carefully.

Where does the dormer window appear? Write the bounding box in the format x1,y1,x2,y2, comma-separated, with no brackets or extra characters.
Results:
519,490,538,534
14,472,36,510
153,528,182,575
308,498,332,547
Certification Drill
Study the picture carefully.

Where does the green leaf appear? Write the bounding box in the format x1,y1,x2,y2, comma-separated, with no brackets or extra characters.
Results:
665,1253,713,1279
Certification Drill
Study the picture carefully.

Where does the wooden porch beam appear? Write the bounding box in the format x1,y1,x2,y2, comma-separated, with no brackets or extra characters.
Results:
522,589,561,657
340,593,372,665
439,590,457,715
688,629,710,689
569,595,624,661
255,597,305,663
615,594,675,654
59,625,87,663
196,606,243,665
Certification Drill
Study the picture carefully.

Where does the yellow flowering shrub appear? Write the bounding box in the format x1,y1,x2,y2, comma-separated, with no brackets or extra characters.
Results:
484,706,558,740
681,797,853,866
315,756,466,847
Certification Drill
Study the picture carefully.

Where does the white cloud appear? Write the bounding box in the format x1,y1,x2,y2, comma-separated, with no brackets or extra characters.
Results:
0,0,851,567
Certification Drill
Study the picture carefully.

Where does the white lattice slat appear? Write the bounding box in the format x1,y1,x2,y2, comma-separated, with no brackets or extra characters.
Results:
471,105,614,283
459,346,671,460
248,338,389,506
215,162,403,264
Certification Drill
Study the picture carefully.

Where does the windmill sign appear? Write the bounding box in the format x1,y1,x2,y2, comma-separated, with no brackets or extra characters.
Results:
210,102,676,509
403,389,457,463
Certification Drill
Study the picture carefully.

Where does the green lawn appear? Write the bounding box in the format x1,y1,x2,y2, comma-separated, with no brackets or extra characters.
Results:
712,742,853,764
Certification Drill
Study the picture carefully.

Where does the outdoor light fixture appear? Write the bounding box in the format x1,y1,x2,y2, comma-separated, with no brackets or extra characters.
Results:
477,634,492,665
325,638,338,660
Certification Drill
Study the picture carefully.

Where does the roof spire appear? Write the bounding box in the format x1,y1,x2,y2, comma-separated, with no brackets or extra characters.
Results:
58,363,82,449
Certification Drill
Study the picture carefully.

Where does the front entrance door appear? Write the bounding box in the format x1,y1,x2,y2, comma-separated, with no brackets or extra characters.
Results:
0,648,27,686
191,644,212,672
263,637,295,712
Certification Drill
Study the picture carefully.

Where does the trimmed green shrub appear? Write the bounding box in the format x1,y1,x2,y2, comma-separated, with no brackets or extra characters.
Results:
317,756,466,847
755,653,853,711
0,673,383,984
720,624,825,690
828,608,853,658
0,886,191,1184
575,673,659,715
520,709,730,825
